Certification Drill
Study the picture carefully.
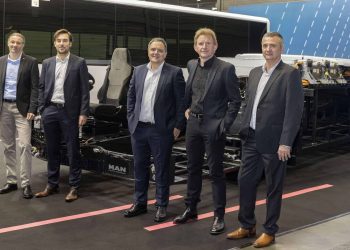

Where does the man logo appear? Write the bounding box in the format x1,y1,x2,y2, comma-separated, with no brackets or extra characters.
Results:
108,164,127,175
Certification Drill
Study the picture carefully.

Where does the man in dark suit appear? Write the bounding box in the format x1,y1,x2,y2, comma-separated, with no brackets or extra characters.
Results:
0,33,39,199
226,32,304,248
35,29,90,202
173,28,241,235
124,37,185,222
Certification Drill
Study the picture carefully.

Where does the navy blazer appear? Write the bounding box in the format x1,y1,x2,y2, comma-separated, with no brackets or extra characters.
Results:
239,61,304,153
184,57,241,140
38,54,90,119
127,62,186,135
0,53,39,116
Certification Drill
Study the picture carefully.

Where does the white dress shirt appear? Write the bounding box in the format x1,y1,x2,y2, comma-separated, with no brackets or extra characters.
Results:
139,62,164,123
250,60,281,129
51,53,70,104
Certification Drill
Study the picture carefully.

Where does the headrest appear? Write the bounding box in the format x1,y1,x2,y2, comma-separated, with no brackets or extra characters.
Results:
111,48,132,70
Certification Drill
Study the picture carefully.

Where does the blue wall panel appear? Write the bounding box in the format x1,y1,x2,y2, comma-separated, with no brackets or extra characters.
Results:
229,0,350,59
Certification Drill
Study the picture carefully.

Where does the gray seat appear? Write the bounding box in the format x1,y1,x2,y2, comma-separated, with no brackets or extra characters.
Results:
90,48,133,123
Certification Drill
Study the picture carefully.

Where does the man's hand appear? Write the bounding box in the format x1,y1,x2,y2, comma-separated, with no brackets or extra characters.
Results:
79,115,88,127
26,113,35,121
185,109,190,120
173,128,181,140
277,145,291,162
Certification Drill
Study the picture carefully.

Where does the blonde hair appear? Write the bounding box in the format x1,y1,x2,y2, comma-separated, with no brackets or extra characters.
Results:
194,28,218,45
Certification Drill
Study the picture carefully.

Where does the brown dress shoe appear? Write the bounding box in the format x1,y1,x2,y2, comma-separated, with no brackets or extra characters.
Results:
226,226,256,239
253,233,275,248
65,188,78,202
35,185,59,198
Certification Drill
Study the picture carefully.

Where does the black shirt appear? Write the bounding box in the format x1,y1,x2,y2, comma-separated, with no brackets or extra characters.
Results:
190,56,215,114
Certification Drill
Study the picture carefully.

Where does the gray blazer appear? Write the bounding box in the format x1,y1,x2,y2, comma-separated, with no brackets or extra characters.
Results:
184,56,241,140
239,61,304,153
0,53,39,116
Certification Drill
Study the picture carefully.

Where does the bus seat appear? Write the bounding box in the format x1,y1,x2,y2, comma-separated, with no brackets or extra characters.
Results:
90,48,133,123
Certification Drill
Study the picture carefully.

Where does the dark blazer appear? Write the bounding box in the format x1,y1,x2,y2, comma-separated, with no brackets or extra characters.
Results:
0,53,39,116
239,61,304,153
39,54,90,118
127,62,186,135
184,57,241,140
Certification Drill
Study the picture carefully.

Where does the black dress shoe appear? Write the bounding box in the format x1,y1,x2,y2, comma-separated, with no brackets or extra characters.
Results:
154,207,167,222
124,204,147,218
210,217,225,235
22,185,34,199
0,183,18,194
173,207,198,224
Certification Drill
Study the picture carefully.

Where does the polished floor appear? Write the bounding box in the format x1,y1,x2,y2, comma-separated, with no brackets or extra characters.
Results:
241,212,350,250
0,142,350,250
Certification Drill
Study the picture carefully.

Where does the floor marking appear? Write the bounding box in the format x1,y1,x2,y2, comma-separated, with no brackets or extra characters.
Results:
0,195,183,234
144,184,333,231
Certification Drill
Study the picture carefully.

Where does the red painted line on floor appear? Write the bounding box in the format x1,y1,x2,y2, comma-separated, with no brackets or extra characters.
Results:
0,194,183,234
144,184,333,231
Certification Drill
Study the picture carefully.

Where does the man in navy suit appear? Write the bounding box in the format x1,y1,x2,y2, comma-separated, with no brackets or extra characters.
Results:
173,28,241,235
0,33,39,199
124,37,185,222
226,32,304,248
35,29,90,202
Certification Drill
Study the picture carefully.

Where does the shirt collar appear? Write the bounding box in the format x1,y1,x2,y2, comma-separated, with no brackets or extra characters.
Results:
197,56,215,68
7,53,22,63
147,61,164,74
262,59,281,75
56,52,70,63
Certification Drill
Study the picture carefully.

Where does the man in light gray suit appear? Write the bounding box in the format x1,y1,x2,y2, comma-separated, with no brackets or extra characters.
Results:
226,32,304,248
0,33,39,199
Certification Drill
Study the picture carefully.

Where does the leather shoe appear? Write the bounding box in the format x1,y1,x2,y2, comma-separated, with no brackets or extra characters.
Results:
65,188,78,202
253,233,275,248
210,217,225,235
226,226,256,239
124,204,147,218
173,207,198,224
35,185,59,198
22,185,33,199
154,207,167,222
0,183,18,194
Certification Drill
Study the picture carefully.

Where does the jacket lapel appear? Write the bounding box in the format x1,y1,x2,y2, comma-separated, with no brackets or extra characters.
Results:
47,57,57,99
155,63,168,103
64,55,74,82
137,65,148,103
258,61,283,105
17,54,26,85
0,57,7,88
201,57,220,100
186,60,197,89
246,68,262,115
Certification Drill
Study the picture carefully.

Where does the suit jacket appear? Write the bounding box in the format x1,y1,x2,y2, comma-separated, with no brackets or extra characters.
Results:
184,56,241,140
239,61,304,153
0,53,39,116
39,54,90,119
127,62,186,135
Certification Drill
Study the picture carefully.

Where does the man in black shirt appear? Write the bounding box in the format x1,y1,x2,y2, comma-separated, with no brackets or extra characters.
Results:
173,28,241,235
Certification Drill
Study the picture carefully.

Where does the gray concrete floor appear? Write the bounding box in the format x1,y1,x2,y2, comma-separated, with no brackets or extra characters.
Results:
240,213,350,250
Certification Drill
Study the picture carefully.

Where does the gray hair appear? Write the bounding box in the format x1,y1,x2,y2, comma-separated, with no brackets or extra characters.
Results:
8,32,25,45
148,37,167,52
